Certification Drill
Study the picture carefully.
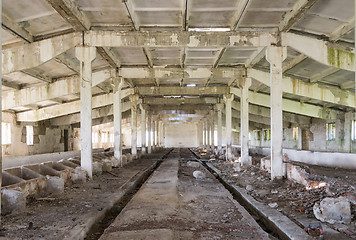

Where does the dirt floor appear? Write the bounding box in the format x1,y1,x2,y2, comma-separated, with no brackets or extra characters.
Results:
0,157,162,240
100,149,272,240
200,149,356,239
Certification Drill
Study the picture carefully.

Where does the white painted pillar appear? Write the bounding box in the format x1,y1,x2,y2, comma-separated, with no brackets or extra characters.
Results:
266,46,287,180
204,119,208,149
210,109,215,150
0,1,3,220
152,116,156,150
140,104,146,153
224,94,234,161
147,112,152,153
217,103,223,153
114,77,124,166
76,46,96,179
344,112,353,153
129,94,139,159
155,119,159,148
240,77,252,166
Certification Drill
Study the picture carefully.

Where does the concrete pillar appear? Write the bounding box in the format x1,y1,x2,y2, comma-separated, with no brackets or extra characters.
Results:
140,104,146,153
198,122,203,147
147,112,152,153
114,77,124,166
0,0,3,220
210,109,215,150
239,77,252,166
216,103,223,153
155,119,159,148
344,111,353,153
129,94,139,159
266,46,287,180
204,119,208,149
75,46,96,179
152,116,156,150
224,94,234,161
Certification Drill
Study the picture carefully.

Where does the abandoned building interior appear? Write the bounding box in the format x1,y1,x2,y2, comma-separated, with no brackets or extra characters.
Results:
0,0,356,239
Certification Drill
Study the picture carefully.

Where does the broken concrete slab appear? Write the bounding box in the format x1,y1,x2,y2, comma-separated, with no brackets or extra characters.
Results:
313,197,352,224
102,160,113,172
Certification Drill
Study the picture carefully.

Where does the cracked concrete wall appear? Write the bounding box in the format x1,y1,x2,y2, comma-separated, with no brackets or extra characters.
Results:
2,112,74,157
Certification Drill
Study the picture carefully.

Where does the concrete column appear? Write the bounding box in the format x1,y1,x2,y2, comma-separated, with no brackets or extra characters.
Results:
140,104,146,153
239,77,252,166
129,94,139,159
147,112,152,153
210,109,215,151
75,46,96,179
344,111,353,153
152,116,156,150
155,119,159,148
216,103,223,153
0,0,3,220
224,94,234,161
266,46,287,180
204,119,208,149
114,76,124,166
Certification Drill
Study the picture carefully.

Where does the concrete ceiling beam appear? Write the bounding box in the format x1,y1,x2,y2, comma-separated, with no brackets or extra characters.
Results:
119,67,243,79
281,32,355,71
248,68,356,109
230,87,339,119
2,11,34,43
137,86,229,96
2,69,131,111
329,17,355,42
85,31,277,48
2,32,82,75
143,97,218,105
279,0,318,32
45,0,91,31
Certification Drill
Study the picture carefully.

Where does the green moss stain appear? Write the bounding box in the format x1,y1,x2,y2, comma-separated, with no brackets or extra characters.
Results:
327,47,355,70
46,83,50,93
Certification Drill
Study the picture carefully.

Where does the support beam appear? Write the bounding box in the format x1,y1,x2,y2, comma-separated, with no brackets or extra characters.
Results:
140,104,147,153
231,0,250,30
50,102,131,126
282,32,355,71
85,31,277,48
231,87,339,120
248,68,356,109
239,78,252,166
76,46,96,179
2,11,33,43
119,67,243,79
143,97,218,105
16,89,134,122
2,32,82,74
224,94,234,161
266,46,287,180
2,79,21,90
138,86,229,96
114,76,124,167
279,0,318,32
130,94,139,159
329,17,355,42
3,69,129,111
46,0,91,31
245,47,265,67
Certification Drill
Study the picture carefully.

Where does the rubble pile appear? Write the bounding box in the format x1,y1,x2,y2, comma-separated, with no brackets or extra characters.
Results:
208,153,356,239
